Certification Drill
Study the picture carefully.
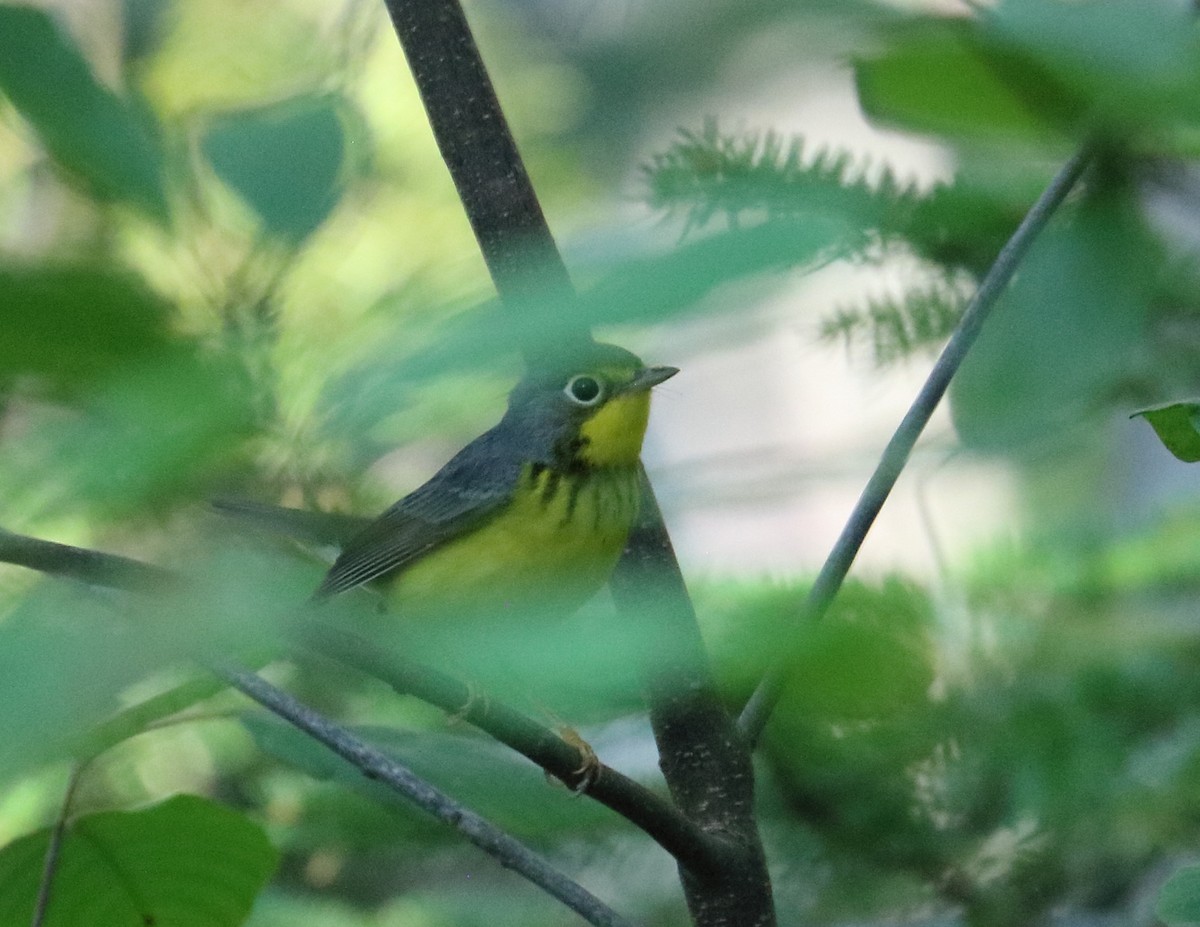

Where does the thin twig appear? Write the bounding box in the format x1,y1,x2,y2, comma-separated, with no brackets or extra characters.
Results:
0,537,725,880
216,662,638,927
737,144,1095,747
300,621,733,881
0,527,170,591
31,763,85,927
72,676,232,763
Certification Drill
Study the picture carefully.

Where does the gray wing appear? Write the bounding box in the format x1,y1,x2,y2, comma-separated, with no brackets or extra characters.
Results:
314,427,525,599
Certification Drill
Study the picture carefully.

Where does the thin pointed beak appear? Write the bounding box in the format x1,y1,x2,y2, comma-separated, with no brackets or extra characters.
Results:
624,365,679,394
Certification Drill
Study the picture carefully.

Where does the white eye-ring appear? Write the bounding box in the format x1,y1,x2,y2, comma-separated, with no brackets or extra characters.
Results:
564,374,604,407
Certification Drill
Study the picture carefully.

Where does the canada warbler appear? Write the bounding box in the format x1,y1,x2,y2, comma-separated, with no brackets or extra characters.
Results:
314,342,677,619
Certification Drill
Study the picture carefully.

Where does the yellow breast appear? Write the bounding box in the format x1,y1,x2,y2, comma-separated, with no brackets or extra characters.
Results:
388,464,641,619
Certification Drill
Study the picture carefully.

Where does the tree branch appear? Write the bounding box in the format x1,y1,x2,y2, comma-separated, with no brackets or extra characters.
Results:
611,471,773,927
737,144,1095,747
31,763,84,927
216,662,638,927
0,527,170,591
378,0,584,364
376,2,776,923
0,534,727,882
299,621,733,882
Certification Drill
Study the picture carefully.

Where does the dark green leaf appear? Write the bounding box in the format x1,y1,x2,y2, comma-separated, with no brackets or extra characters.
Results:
855,19,1059,142
1132,402,1200,463
987,0,1200,131
0,795,278,927
0,5,168,218
949,200,1154,450
0,265,171,395
9,347,258,517
200,95,349,241
1157,864,1200,926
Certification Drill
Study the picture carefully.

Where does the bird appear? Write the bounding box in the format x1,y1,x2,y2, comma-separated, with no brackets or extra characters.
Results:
313,341,678,622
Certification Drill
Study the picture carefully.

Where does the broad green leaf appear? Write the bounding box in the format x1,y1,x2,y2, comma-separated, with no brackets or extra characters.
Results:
0,5,168,218
1132,403,1200,463
0,265,171,396
5,346,258,517
0,795,278,927
855,19,1060,142
320,214,852,439
987,0,1200,131
0,584,154,776
949,200,1154,451
200,95,349,242
1157,864,1200,925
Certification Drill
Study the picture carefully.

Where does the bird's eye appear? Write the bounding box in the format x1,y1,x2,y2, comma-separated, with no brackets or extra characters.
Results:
564,374,604,406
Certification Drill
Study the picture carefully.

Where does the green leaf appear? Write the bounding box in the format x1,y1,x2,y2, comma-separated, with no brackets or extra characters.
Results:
0,794,278,927
949,199,1154,451
8,347,258,517
987,0,1200,131
0,5,168,218
200,95,349,241
0,265,171,396
855,19,1059,142
1132,402,1200,463
1157,864,1200,926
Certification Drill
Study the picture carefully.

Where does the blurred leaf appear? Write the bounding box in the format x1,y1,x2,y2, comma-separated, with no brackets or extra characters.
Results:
857,2,1200,147
1132,402,1200,463
699,577,935,722
855,18,1062,143
200,95,350,242
0,5,168,218
0,584,147,776
1159,865,1200,926
0,795,278,927
644,120,925,235
9,347,258,518
339,214,854,409
987,0,1200,133
0,265,171,396
949,197,1154,450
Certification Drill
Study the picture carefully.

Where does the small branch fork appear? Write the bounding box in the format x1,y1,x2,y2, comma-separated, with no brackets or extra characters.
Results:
216,662,637,927
298,622,733,881
378,2,777,924
0,532,724,877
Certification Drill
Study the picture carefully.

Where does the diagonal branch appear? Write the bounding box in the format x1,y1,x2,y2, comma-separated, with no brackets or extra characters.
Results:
299,621,734,882
216,662,638,927
0,532,725,879
31,763,85,927
737,144,1095,747
378,0,581,363
376,2,775,924
0,527,170,591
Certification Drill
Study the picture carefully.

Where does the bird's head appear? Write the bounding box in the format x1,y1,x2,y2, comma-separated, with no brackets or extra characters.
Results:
506,342,678,468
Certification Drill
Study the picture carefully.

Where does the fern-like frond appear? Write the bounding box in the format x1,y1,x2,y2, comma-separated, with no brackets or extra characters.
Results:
644,118,926,240
819,277,970,366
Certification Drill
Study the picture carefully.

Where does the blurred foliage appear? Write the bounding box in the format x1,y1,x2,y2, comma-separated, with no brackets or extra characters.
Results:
0,794,277,927
1,0,1200,926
